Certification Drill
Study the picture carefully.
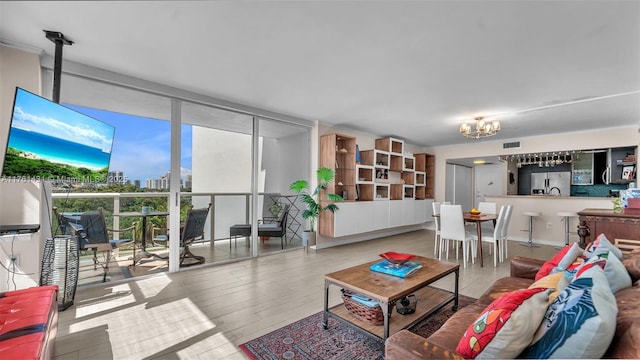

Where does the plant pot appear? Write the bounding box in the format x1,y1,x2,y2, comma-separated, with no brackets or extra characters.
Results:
302,230,316,247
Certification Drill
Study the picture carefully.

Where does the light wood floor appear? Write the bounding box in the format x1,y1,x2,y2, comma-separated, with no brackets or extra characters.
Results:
54,229,558,360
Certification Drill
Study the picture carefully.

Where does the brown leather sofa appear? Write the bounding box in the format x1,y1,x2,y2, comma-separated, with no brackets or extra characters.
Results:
385,252,640,359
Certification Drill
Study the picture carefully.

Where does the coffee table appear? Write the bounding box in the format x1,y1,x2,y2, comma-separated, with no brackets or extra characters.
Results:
323,255,459,340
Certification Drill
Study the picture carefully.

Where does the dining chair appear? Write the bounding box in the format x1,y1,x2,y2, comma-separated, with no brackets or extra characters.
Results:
439,204,477,268
477,201,497,233
432,202,442,257
480,205,506,267
499,204,514,262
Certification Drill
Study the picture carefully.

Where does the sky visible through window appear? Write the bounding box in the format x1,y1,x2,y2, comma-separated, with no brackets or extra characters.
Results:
66,105,192,187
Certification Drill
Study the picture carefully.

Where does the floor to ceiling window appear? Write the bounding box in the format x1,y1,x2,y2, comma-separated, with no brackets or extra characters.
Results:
45,67,311,283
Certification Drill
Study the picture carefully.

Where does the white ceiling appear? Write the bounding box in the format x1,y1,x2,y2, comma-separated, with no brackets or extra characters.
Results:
1,1,639,147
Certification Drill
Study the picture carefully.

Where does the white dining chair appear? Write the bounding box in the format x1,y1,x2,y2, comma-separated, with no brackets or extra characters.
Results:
499,204,513,262
477,201,497,233
440,204,477,268
480,205,506,267
432,202,442,257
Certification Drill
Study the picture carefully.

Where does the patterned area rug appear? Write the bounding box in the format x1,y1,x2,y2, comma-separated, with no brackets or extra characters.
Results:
239,295,476,360
408,294,476,339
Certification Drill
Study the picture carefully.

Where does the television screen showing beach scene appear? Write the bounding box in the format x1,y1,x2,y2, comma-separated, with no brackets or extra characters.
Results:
1,87,115,184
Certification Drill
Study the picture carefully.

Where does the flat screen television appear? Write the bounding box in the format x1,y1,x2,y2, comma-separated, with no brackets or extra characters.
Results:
1,87,115,184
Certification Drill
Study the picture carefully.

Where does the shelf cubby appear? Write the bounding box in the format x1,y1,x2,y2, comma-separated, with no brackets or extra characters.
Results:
356,165,374,183
404,185,415,199
401,171,415,185
375,184,390,200
390,184,403,200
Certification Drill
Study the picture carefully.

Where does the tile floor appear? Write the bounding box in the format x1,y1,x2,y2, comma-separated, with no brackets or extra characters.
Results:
54,229,558,359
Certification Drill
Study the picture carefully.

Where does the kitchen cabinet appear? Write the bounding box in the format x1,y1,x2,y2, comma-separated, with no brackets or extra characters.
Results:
572,152,594,185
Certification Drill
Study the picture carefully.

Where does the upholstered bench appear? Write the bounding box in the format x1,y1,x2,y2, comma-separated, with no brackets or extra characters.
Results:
0,286,58,360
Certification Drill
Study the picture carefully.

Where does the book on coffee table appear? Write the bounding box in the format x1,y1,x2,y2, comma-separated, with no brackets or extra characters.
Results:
369,260,422,278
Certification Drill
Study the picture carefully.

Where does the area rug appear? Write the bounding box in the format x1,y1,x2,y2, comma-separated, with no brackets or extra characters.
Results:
409,294,476,339
239,294,476,360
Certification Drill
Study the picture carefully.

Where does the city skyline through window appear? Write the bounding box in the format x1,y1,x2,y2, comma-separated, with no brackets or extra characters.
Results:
66,104,192,188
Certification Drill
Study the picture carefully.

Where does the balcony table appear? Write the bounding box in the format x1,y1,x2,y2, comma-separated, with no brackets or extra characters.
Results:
114,211,169,264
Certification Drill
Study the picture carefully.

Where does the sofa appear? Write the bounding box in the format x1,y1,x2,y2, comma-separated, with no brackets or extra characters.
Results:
386,247,640,359
0,286,58,360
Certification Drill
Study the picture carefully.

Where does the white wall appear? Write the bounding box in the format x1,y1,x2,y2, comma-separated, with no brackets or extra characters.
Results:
0,45,49,291
192,125,310,239
445,163,473,210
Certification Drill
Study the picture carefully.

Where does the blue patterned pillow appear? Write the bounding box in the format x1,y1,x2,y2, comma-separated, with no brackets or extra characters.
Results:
519,263,617,359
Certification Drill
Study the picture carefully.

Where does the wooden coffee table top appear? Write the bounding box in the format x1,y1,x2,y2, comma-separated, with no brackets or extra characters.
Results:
324,255,459,302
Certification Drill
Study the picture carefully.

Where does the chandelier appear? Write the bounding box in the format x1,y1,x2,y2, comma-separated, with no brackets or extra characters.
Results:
459,116,501,139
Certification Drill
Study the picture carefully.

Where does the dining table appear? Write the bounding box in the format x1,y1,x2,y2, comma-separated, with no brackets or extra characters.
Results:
463,212,497,267
433,211,497,267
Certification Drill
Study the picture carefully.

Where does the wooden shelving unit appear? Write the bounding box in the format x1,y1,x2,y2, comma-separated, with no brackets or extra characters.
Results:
415,153,435,200
319,133,356,237
320,134,436,237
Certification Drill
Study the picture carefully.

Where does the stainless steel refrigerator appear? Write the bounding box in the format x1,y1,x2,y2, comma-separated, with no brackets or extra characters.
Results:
531,172,571,196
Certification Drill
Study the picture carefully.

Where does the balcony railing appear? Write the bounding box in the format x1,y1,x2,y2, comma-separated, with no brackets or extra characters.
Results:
51,191,299,243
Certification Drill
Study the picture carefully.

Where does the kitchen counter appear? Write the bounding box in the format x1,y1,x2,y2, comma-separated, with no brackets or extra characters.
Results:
488,195,612,200
485,195,614,247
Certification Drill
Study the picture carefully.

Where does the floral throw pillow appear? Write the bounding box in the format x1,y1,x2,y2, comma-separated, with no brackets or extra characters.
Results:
456,287,550,359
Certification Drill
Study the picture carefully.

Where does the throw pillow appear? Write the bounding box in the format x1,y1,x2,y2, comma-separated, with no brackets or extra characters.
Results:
550,242,584,275
520,263,617,359
535,243,583,281
455,287,550,359
529,272,569,303
576,251,632,293
584,233,623,260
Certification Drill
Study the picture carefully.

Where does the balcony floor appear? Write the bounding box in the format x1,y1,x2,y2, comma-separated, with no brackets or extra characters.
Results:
77,236,304,288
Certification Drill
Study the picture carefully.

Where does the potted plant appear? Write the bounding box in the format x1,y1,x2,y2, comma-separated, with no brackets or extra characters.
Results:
289,167,344,248
268,201,283,218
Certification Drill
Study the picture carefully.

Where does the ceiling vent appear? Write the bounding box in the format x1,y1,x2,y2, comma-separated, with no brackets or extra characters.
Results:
503,141,521,149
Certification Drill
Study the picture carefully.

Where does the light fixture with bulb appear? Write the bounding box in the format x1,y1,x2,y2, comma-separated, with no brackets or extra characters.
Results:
459,116,501,139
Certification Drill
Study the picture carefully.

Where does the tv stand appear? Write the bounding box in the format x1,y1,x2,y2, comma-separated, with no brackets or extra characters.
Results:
0,224,40,235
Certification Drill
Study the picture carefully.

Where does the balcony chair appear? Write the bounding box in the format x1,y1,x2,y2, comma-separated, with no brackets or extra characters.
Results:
54,207,137,282
229,204,291,250
151,203,212,267
258,204,290,249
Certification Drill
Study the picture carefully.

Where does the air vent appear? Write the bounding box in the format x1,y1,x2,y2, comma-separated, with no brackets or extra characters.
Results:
503,141,521,149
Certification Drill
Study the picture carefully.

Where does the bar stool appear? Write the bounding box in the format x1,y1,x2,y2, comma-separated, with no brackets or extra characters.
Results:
520,211,542,247
557,211,577,247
